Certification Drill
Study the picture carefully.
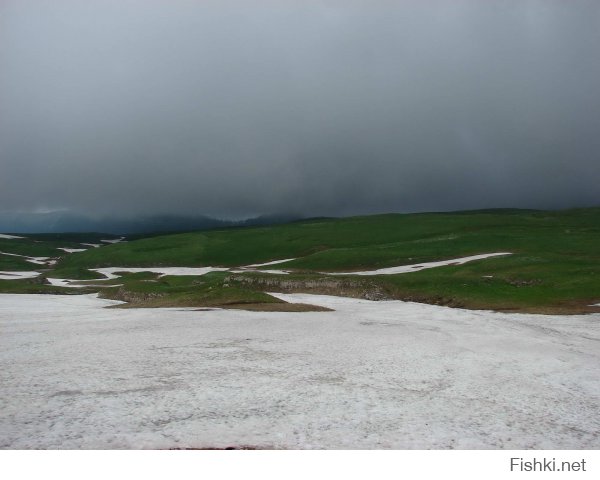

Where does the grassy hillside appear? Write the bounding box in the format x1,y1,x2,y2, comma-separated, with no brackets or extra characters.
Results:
2,209,599,313
53,208,599,269
0,233,118,272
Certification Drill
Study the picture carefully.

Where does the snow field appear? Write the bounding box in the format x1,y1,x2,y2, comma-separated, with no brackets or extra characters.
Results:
0,292,598,449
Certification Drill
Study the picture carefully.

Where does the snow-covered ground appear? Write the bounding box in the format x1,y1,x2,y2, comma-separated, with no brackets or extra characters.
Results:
325,252,512,275
248,269,290,275
0,234,24,240
231,258,297,275
45,278,121,288
0,253,514,286
45,278,86,288
0,251,52,265
0,271,41,280
244,258,297,268
57,248,87,253
93,266,230,280
0,293,598,449
100,237,125,244
230,268,290,275
86,253,512,281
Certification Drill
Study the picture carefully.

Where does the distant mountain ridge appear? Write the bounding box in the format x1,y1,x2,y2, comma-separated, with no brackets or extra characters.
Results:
0,212,302,235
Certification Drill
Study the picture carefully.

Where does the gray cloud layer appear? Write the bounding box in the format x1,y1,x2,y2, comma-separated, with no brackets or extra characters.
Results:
1,0,599,218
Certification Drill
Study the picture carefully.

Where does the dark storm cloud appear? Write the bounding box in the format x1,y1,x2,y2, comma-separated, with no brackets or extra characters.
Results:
1,0,599,219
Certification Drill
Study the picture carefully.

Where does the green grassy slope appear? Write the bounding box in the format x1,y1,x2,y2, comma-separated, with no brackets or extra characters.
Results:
55,208,599,269
0,254,35,271
0,233,118,272
2,209,599,313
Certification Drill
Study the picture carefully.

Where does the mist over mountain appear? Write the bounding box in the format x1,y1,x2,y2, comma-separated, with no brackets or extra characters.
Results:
0,211,302,235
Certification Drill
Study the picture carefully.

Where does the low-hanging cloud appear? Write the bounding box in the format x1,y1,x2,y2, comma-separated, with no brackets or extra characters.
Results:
1,0,599,219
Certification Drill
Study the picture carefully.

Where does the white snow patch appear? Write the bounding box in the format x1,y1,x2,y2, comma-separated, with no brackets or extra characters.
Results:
244,258,297,268
45,278,84,288
0,271,41,280
93,266,229,280
0,234,25,239
324,252,512,276
0,292,598,449
100,237,125,244
231,268,290,275
81,243,101,248
0,251,52,265
231,258,296,275
57,248,87,253
45,278,121,288
26,259,50,265
250,269,289,275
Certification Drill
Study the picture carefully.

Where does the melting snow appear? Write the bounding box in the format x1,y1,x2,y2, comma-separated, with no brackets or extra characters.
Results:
0,292,598,449
231,268,290,275
0,271,41,280
46,278,84,288
0,234,25,240
230,258,297,275
0,251,52,265
45,278,121,288
92,266,229,280
57,248,87,253
248,269,289,275
244,258,297,268
100,237,125,244
324,252,512,276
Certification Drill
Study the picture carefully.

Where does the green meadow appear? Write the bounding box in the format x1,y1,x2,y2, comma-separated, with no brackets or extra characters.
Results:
2,208,599,313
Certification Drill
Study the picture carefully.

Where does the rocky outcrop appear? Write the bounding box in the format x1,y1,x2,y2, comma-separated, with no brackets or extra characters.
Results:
226,274,390,301
102,287,166,304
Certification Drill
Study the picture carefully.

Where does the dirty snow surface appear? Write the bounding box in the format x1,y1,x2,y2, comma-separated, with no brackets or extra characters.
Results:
0,293,598,450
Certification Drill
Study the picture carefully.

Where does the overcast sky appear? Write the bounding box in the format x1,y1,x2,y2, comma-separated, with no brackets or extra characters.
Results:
1,0,599,220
